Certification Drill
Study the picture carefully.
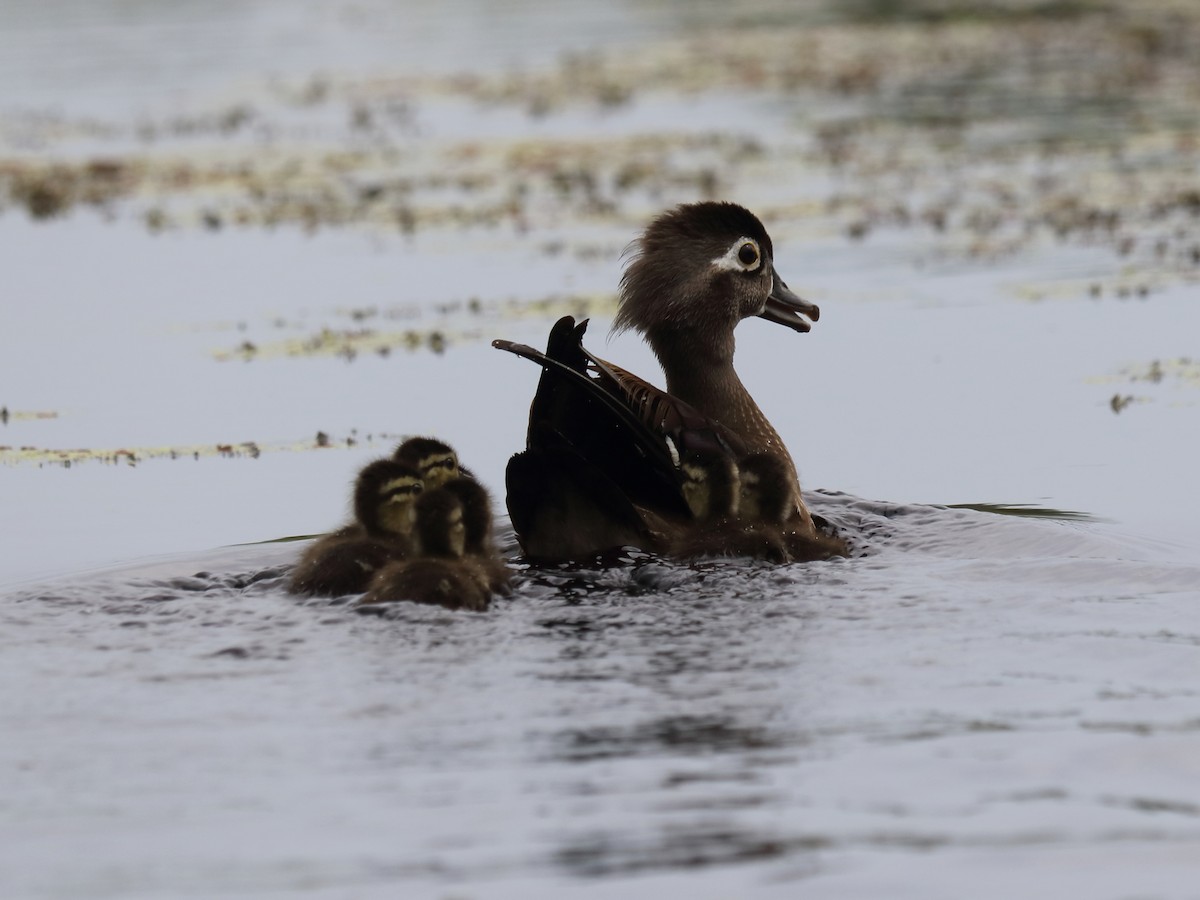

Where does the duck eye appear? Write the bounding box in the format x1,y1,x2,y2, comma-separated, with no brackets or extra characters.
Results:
737,242,759,268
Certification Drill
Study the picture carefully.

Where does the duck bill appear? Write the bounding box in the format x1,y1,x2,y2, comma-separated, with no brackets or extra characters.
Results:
758,274,820,333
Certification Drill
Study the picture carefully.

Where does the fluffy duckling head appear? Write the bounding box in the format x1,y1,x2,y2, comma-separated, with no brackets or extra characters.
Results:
354,459,424,539
393,437,461,488
414,488,467,559
680,450,740,521
738,452,793,525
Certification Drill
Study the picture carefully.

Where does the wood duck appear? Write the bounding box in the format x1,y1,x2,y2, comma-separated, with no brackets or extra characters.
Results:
288,459,424,597
393,436,470,487
357,487,491,612
494,201,843,562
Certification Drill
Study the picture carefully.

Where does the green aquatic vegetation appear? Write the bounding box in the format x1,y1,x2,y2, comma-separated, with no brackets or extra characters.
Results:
1120,357,1200,386
0,408,58,424
1087,358,1200,409
211,292,619,361
0,432,391,469
948,502,1095,521
838,0,1105,25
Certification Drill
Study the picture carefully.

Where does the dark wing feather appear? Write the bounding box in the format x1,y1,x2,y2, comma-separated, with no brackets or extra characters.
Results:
495,314,762,558
493,318,690,518
504,432,655,560
577,350,749,460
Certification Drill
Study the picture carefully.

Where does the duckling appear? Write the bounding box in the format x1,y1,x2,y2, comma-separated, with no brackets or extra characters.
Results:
287,459,423,597
739,452,847,562
439,475,512,594
393,437,507,588
668,451,790,563
358,488,491,612
737,452,792,526
494,201,837,562
393,436,472,487
669,450,744,558
680,450,740,522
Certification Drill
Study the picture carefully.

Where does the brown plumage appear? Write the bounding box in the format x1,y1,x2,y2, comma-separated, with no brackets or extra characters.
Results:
288,460,423,597
669,451,790,563
495,201,837,562
680,450,740,522
358,488,491,612
615,203,819,532
439,476,512,594
739,453,847,562
393,436,506,590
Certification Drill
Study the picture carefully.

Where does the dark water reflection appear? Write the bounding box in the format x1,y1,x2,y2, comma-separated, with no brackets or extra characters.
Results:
552,713,786,763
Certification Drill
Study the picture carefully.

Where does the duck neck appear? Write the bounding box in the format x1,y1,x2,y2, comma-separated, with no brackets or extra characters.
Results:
648,325,779,448
647,323,814,534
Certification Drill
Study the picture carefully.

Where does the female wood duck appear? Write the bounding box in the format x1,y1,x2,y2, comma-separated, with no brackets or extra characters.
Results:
357,487,492,612
494,201,846,562
288,459,424,597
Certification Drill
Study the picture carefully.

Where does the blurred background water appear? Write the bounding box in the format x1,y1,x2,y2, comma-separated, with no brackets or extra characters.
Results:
0,0,681,112
2,2,1199,898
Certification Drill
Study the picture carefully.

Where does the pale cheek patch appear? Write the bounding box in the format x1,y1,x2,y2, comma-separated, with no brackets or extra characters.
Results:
711,237,762,273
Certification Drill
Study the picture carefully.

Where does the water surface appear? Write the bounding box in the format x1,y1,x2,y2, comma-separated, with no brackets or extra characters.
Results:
2,2,1199,897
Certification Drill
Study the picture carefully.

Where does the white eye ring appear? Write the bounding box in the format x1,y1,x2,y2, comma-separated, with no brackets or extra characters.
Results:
712,237,762,273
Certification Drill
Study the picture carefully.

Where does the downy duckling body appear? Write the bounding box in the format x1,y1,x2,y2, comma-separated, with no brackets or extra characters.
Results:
739,452,846,562
439,475,512,594
669,451,790,563
358,487,491,612
680,450,740,523
288,459,423,597
496,201,838,562
391,438,508,591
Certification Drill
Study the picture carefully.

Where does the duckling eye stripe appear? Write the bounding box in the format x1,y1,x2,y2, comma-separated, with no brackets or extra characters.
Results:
712,237,761,272
380,477,420,497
